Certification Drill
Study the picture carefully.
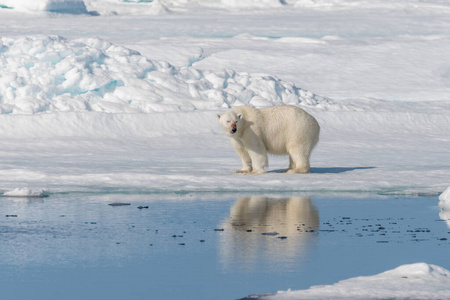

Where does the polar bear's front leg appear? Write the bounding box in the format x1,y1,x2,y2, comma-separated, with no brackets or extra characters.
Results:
242,131,268,175
247,149,268,174
231,138,252,173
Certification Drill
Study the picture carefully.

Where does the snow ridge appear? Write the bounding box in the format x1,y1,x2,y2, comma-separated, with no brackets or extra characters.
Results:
0,35,331,115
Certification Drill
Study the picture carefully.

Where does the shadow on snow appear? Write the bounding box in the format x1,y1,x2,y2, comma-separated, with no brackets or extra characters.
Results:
311,166,375,174
269,167,375,174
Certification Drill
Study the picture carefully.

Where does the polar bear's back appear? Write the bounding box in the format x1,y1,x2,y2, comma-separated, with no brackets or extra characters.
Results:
259,105,320,155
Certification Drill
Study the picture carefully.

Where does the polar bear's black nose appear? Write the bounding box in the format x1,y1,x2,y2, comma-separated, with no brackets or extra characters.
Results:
230,120,237,134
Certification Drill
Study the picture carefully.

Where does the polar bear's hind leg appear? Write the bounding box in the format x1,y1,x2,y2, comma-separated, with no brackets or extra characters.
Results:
286,149,311,174
280,156,295,173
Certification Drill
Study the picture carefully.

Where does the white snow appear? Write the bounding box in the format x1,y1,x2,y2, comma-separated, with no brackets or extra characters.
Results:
0,0,448,195
0,35,329,114
85,0,171,16
439,186,450,203
258,263,450,300
0,1,448,196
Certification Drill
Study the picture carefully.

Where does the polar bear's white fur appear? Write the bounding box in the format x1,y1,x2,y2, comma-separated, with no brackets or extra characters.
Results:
217,105,320,174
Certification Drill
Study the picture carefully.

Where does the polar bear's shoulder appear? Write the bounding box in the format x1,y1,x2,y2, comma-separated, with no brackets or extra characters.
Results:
232,105,257,114
232,105,261,119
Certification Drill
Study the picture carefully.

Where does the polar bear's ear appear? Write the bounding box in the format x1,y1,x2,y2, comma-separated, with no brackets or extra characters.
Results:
237,113,243,119
217,113,222,119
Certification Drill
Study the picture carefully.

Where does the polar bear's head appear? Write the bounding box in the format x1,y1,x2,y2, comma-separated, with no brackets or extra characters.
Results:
217,110,243,137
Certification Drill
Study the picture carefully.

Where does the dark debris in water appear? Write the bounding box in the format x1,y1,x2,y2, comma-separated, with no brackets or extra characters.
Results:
262,232,279,236
237,214,450,245
312,216,450,244
54,200,449,252
239,293,273,300
108,202,131,207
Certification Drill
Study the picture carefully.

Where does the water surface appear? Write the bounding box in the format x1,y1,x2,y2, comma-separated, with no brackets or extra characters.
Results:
0,194,449,300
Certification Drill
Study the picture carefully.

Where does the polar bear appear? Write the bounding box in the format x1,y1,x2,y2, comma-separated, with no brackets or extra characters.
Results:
217,105,320,174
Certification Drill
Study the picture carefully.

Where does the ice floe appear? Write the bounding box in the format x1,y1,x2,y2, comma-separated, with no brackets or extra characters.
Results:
439,186,450,227
252,263,450,300
2,187,48,198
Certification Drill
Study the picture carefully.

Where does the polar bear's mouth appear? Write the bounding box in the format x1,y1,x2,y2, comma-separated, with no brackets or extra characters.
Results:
230,121,237,134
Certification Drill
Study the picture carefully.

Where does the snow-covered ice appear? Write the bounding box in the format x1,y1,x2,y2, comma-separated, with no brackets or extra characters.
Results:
1,0,450,299
439,186,450,203
439,186,450,228
2,187,47,197
253,263,450,300
85,0,171,15
0,33,448,195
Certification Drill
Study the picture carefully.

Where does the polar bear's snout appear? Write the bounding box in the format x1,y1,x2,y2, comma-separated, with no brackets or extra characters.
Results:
230,120,237,134
217,112,240,135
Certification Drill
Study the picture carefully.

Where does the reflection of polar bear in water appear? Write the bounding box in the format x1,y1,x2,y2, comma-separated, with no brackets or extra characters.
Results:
217,105,320,174
228,196,319,235
219,196,319,271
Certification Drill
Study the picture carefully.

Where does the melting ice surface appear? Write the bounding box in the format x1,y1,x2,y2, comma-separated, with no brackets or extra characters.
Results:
1,194,450,300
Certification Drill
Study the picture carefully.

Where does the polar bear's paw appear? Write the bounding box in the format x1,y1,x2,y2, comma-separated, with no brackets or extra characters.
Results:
286,167,310,174
247,170,266,175
235,169,251,174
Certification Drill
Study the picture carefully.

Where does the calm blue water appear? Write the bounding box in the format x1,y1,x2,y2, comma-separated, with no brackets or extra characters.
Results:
0,194,449,300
